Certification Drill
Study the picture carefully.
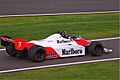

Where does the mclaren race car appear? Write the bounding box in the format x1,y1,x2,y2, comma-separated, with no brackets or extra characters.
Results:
0,31,112,62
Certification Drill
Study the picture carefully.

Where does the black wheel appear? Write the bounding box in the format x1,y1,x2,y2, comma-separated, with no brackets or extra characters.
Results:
88,41,104,56
16,49,28,58
6,43,16,57
28,45,46,62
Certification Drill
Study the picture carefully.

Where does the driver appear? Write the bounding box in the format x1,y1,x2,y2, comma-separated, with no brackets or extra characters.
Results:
59,31,69,38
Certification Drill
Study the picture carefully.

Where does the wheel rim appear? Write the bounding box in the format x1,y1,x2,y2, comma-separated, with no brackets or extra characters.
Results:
36,52,43,58
35,49,45,59
95,47,102,53
95,45,103,54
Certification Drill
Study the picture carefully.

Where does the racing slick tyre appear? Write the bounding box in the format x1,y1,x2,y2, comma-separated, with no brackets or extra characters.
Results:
28,45,46,62
6,43,16,57
88,41,104,56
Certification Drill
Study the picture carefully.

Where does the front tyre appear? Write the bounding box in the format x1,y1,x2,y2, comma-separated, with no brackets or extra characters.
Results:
88,41,104,56
6,43,16,57
28,45,46,62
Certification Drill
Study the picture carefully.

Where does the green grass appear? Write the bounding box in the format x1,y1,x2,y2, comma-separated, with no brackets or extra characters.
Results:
0,13,119,41
0,61,119,80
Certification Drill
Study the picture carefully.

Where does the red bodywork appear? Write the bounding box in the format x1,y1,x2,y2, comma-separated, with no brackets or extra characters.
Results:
75,40,90,46
45,47,60,59
13,39,35,51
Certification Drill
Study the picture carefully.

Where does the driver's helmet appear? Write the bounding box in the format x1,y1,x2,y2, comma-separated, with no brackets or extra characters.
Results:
60,31,68,38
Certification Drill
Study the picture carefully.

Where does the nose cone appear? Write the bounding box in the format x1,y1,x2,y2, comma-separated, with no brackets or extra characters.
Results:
104,48,112,53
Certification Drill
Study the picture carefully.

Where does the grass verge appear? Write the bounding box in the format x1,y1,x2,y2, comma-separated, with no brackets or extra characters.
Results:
0,13,119,41
0,13,119,48
0,60,119,80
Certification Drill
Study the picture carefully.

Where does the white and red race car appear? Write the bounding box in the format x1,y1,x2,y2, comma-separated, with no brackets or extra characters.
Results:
0,31,112,62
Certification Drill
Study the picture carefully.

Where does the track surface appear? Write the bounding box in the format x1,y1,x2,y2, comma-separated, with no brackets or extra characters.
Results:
0,0,119,15
0,39,119,71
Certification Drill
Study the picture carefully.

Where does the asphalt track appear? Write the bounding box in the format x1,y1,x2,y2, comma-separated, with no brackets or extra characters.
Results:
0,38,119,73
0,0,119,15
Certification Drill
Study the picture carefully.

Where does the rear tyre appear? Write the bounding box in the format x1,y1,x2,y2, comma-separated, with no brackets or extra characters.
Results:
6,43,16,57
28,45,46,62
88,41,104,56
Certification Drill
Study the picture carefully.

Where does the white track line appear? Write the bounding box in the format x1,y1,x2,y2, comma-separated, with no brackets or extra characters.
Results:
0,58,119,73
0,11,119,17
90,37,120,41
0,49,5,51
0,37,119,51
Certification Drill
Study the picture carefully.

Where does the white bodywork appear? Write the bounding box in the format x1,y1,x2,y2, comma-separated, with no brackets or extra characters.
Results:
29,34,85,57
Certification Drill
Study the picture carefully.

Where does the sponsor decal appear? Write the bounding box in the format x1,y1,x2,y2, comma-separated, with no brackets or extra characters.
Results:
62,48,82,55
48,40,53,42
47,53,56,58
1,37,13,42
57,40,70,43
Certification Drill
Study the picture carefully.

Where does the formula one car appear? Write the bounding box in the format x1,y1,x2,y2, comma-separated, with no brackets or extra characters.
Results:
0,31,112,62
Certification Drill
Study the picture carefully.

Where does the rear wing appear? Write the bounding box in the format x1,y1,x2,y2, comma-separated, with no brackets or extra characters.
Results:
0,36,13,46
